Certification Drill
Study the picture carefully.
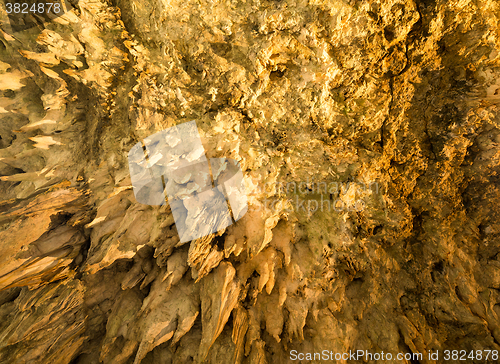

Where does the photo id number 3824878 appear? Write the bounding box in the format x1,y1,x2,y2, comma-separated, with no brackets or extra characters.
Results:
5,2,61,14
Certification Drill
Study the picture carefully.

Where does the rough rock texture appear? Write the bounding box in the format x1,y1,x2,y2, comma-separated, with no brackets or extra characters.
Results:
1,0,500,363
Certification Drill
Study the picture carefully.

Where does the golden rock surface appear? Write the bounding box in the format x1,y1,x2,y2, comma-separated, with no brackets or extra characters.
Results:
1,0,500,363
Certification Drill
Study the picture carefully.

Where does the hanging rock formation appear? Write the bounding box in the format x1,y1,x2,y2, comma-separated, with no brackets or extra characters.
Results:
1,0,500,363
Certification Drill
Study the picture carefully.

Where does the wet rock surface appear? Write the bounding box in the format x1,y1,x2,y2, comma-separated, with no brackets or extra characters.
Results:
0,0,500,363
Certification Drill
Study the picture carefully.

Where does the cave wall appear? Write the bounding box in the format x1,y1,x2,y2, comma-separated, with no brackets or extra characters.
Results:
1,0,500,363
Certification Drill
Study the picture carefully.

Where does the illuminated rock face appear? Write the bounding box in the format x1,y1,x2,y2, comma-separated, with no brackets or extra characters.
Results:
0,0,500,363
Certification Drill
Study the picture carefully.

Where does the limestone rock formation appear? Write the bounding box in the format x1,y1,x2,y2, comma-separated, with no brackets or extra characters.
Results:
0,0,500,363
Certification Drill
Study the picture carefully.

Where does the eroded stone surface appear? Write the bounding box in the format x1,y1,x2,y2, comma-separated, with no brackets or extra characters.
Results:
0,0,500,363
